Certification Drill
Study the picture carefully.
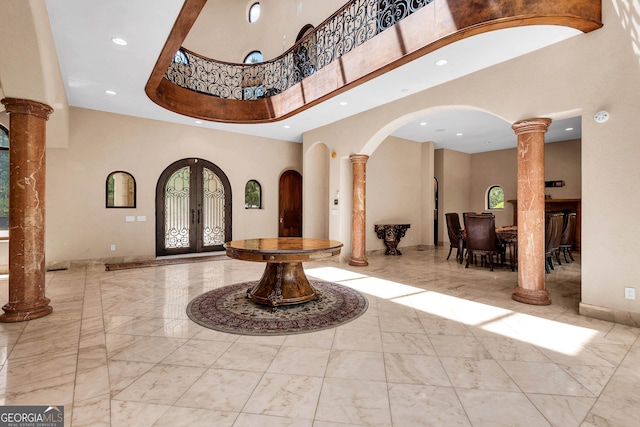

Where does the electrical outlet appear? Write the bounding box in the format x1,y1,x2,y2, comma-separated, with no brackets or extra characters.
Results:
110,244,116,252
624,287,635,300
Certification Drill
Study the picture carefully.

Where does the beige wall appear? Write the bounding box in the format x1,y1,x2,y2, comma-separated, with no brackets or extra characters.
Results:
303,142,330,238
367,136,426,252
43,108,301,264
435,149,472,244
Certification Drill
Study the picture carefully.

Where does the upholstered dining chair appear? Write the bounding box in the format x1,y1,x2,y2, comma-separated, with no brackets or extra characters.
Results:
445,212,464,263
545,212,564,273
462,212,476,228
560,212,577,263
464,214,499,271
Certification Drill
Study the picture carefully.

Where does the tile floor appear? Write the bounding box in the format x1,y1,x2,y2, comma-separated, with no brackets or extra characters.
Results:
0,247,639,426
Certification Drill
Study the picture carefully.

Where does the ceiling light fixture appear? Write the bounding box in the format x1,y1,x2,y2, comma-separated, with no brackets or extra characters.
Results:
105,90,116,95
284,125,290,129
435,59,448,66
565,127,574,131
339,101,348,106
111,37,128,46
594,110,609,123
419,122,427,126
456,133,463,136
195,120,202,124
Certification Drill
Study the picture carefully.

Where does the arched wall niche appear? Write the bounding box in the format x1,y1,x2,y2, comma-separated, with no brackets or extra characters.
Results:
303,141,330,238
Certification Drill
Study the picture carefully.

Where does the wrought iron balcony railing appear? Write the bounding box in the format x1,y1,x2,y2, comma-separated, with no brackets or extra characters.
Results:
146,0,602,123
165,0,433,101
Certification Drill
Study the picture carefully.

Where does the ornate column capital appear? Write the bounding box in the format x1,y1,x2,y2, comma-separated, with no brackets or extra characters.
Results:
349,154,369,164
1,98,53,120
512,118,552,135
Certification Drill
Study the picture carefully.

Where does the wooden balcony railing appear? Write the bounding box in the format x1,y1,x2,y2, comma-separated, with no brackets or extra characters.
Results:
145,0,601,124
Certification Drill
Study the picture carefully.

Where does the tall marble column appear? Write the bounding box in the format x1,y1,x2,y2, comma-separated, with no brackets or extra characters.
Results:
0,98,54,322
512,118,551,305
349,154,369,266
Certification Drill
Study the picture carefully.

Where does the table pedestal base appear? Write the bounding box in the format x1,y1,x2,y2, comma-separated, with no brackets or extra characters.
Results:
247,262,317,306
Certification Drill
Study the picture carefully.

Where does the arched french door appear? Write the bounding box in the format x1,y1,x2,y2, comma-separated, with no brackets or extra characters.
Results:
156,158,232,256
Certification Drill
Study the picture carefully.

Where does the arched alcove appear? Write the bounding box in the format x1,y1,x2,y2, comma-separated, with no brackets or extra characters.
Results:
303,142,330,238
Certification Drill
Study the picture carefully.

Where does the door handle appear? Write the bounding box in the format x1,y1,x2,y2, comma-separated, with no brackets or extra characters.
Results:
191,209,195,224
197,209,201,224
279,211,284,223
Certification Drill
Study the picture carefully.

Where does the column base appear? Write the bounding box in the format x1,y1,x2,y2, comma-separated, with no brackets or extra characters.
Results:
0,298,53,322
349,257,368,267
512,286,551,306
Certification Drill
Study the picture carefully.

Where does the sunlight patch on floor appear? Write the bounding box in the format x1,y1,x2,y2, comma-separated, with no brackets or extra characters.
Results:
305,266,367,283
306,265,597,356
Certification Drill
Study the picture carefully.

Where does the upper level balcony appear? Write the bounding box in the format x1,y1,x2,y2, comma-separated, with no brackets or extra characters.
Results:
145,0,602,124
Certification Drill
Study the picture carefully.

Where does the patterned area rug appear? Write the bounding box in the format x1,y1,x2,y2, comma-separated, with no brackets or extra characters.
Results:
186,280,368,336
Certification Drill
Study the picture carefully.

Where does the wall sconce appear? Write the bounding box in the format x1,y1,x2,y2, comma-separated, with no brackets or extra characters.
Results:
331,152,337,158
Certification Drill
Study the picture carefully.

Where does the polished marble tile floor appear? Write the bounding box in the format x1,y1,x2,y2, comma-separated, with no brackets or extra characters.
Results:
1,248,639,426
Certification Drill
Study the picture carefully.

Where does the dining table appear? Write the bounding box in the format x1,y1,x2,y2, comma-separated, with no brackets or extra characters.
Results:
224,237,343,307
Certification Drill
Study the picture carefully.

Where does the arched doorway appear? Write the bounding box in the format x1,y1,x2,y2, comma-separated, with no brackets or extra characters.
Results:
279,170,302,237
156,158,232,256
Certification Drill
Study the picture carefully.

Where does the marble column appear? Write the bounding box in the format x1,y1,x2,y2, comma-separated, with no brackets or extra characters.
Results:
512,118,552,306
349,154,369,266
0,98,54,322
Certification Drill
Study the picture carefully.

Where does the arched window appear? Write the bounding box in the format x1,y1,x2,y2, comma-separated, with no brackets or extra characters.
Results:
244,50,263,64
0,124,8,234
248,2,261,23
487,185,504,210
245,180,262,209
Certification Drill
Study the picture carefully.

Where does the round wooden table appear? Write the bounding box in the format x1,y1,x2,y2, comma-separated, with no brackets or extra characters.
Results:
225,237,343,307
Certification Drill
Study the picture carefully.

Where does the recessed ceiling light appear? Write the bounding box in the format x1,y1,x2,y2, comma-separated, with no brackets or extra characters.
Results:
105,90,116,95
419,122,427,126
435,59,448,66
456,133,463,136
284,125,290,129
195,120,202,124
565,127,574,131
111,37,128,46
339,101,348,106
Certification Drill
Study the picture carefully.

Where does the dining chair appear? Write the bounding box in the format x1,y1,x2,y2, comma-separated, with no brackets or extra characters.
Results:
462,212,476,228
559,212,577,263
545,212,564,272
464,214,499,271
445,212,464,263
